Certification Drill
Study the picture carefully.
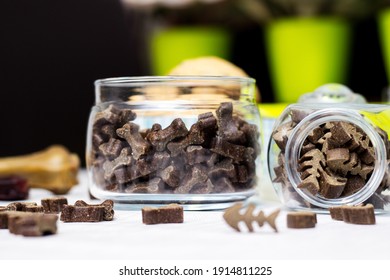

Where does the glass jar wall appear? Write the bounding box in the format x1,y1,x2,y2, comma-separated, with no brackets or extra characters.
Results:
87,76,261,210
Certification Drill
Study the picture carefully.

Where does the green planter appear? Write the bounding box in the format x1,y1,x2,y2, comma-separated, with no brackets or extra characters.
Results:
265,17,352,103
150,26,232,75
379,8,390,84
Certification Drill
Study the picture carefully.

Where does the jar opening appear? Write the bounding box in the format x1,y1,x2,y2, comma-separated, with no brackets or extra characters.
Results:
284,108,386,208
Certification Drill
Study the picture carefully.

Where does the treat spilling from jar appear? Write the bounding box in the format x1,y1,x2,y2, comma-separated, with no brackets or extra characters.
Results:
272,110,390,204
90,102,260,195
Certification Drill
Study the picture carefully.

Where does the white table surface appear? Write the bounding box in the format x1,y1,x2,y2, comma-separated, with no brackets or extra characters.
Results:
1,170,389,261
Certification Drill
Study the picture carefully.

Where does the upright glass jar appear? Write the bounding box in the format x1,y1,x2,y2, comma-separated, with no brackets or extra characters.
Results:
87,76,261,210
268,86,390,213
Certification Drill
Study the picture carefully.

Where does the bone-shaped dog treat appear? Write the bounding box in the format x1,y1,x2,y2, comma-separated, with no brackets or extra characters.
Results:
212,177,236,193
24,205,44,213
60,205,105,222
117,122,150,160
147,118,188,152
223,203,280,232
8,212,58,236
7,202,38,211
167,123,205,157
211,137,255,163
103,148,132,181
159,165,182,188
74,200,114,221
137,151,171,176
185,145,213,165
99,138,126,160
142,204,184,225
208,158,236,181
174,166,208,194
94,104,136,128
0,145,79,195
41,197,68,213
216,102,245,143
125,178,164,194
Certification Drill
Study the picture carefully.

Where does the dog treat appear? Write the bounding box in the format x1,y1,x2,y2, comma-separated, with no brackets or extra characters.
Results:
330,204,375,225
0,211,9,229
41,197,68,213
60,204,105,222
142,204,184,225
0,145,79,195
272,116,390,206
7,202,37,211
0,175,29,201
74,200,114,221
90,102,260,195
287,212,317,229
223,203,280,232
25,205,44,213
8,212,58,236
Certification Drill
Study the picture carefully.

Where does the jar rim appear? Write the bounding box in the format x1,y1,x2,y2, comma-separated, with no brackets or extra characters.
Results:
94,75,256,87
284,107,386,208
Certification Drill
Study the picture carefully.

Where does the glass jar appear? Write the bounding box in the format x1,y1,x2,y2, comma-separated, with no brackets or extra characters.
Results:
87,76,261,210
268,86,390,213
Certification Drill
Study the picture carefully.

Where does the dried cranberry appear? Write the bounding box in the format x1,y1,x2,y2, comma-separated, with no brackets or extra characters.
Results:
0,176,29,200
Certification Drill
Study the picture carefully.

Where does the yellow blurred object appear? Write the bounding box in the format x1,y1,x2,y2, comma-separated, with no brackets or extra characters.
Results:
168,56,261,102
0,145,80,195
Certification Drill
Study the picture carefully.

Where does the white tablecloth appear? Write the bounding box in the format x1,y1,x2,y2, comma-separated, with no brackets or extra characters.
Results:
1,171,389,260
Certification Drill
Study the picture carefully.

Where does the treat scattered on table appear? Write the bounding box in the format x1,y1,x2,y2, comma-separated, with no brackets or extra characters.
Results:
0,145,80,195
286,212,317,229
90,102,260,195
330,204,375,225
7,212,58,237
60,199,114,222
142,204,184,225
41,197,68,213
223,203,280,232
0,175,29,201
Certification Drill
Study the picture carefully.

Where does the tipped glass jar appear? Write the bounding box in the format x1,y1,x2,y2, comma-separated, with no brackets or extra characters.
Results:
268,86,390,213
87,76,261,210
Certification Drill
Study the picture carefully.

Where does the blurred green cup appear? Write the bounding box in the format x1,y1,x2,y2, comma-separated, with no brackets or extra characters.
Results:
265,17,351,103
150,26,232,75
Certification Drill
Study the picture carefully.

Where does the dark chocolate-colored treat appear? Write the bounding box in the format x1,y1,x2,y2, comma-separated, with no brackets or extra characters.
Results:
125,178,164,194
0,211,9,229
0,176,29,201
147,118,188,152
287,212,317,229
60,205,105,222
8,212,58,236
216,102,245,143
117,122,151,160
25,205,44,213
142,204,184,225
74,200,114,221
174,166,208,194
7,202,37,211
41,197,68,213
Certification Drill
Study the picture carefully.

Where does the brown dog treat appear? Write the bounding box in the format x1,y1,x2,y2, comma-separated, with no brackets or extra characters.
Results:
146,118,188,152
319,169,347,199
167,122,206,157
74,200,114,221
216,102,245,143
102,147,132,181
211,137,255,163
7,202,37,211
142,204,184,225
158,165,182,188
116,122,151,160
125,178,164,194
342,204,375,225
223,203,280,232
25,205,44,213
0,211,9,229
329,206,345,221
297,149,326,195
342,175,366,197
272,122,295,151
98,138,126,160
41,197,68,213
174,166,208,194
8,212,58,236
60,205,105,222
287,212,317,229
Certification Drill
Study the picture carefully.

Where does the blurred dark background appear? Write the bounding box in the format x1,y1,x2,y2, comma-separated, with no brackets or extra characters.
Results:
0,0,388,165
